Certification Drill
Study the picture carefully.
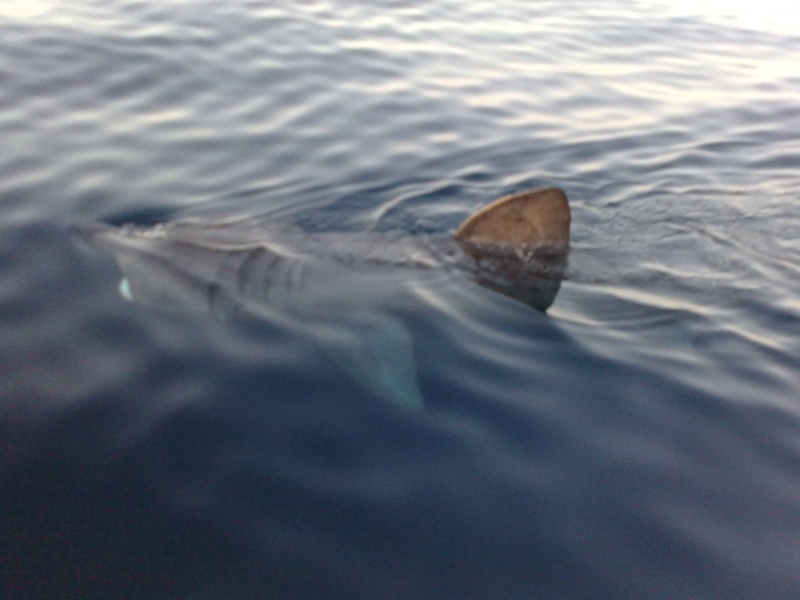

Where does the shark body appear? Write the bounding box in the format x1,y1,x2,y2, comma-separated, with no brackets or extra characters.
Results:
80,188,571,409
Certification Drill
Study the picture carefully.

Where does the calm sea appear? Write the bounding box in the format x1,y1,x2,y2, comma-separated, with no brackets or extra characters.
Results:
2,1,800,598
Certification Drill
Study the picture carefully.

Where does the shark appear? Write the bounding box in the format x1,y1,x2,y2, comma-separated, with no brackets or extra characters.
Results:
79,187,571,409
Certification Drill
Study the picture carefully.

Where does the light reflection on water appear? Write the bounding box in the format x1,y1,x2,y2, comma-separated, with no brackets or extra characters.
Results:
654,0,800,36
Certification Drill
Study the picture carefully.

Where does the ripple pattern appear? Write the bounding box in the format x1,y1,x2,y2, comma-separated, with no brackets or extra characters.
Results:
2,1,800,598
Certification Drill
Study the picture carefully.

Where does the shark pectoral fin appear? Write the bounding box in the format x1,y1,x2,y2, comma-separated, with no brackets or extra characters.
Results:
454,187,571,250
316,313,424,410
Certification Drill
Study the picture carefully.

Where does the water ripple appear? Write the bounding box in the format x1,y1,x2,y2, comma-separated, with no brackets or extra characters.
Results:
3,0,800,597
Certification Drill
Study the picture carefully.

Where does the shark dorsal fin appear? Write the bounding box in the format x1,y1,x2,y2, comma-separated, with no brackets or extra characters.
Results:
454,187,571,249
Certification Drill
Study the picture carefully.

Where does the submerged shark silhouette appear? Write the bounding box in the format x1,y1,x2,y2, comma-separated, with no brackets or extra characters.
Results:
80,187,571,409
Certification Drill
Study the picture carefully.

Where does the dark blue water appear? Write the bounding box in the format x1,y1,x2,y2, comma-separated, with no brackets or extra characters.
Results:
3,1,800,598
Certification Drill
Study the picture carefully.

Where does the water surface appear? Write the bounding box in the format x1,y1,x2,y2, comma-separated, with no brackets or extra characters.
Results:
2,1,800,598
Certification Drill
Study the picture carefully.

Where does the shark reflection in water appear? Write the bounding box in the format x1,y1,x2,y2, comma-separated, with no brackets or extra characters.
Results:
80,188,571,409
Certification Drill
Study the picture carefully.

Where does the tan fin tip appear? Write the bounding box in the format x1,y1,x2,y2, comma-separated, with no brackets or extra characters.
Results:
454,187,571,249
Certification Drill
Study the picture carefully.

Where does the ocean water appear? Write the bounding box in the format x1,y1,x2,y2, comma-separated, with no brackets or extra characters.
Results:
2,1,800,598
